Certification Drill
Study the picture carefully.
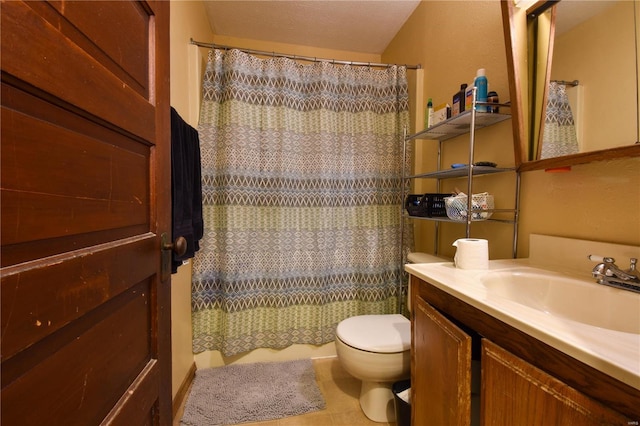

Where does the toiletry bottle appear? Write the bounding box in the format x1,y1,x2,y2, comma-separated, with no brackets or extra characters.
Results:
451,83,467,117
452,87,460,117
458,84,468,114
487,91,499,113
474,69,488,112
465,84,474,111
425,98,433,128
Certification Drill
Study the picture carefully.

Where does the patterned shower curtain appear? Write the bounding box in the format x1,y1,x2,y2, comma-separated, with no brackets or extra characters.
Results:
540,81,579,159
192,49,410,356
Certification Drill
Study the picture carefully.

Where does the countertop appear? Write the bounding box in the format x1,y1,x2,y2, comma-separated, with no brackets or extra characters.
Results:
406,259,640,391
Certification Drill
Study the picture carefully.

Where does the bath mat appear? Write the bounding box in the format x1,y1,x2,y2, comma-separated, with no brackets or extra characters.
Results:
180,358,326,425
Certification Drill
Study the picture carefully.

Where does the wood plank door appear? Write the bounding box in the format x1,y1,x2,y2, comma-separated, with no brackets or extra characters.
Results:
1,1,172,425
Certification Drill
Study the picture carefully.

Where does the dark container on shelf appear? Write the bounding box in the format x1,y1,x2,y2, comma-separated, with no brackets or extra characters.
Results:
422,193,448,217
405,194,428,217
406,193,450,217
487,91,499,113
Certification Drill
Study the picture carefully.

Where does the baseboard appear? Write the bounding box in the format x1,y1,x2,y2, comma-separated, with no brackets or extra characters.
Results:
172,362,197,420
310,354,338,360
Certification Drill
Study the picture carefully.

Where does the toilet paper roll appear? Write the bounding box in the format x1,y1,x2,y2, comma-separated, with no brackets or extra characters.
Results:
452,238,489,270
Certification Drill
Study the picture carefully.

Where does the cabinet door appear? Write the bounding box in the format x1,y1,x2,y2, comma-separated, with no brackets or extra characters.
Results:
413,296,472,425
481,339,630,425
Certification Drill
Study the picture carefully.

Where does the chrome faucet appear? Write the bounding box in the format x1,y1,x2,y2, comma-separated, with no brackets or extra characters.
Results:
588,255,640,293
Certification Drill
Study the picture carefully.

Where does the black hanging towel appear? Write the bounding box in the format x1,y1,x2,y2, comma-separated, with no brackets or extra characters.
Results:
170,107,203,273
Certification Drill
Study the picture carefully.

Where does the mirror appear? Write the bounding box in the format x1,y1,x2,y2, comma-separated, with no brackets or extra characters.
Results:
502,0,640,171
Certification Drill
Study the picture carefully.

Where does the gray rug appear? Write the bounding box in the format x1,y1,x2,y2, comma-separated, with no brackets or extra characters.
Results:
180,358,326,425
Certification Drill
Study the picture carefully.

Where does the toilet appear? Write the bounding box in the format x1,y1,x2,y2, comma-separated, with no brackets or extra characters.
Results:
335,252,445,422
335,314,410,422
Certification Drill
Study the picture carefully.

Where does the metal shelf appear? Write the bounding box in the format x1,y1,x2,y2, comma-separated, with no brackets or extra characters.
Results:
403,213,518,224
409,165,515,180
397,94,520,315
407,110,511,142
400,94,520,259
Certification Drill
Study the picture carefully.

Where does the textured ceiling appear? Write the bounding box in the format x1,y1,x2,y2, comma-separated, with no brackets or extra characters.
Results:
203,1,421,54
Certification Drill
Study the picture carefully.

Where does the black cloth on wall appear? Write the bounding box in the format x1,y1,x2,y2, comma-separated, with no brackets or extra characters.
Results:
170,107,203,273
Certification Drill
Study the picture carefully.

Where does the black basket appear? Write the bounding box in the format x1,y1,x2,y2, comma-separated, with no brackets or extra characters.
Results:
406,193,449,217
405,194,428,217
422,193,448,217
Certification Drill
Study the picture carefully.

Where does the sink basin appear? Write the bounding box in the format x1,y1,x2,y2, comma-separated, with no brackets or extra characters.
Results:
480,269,640,334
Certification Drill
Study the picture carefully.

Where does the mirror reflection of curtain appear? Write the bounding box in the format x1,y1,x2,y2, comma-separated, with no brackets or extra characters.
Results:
540,81,579,159
192,49,410,356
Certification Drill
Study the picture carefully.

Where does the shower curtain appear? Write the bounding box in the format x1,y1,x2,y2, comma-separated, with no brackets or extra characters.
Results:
540,81,579,159
192,49,410,356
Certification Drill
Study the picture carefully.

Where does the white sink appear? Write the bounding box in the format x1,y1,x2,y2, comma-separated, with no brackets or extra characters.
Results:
406,241,640,390
480,269,640,334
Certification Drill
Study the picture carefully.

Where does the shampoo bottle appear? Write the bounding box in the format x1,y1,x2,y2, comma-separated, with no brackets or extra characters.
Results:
425,98,433,128
452,83,467,117
474,69,488,112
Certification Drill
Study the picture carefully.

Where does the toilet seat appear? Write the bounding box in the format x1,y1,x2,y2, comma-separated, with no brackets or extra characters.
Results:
336,314,410,353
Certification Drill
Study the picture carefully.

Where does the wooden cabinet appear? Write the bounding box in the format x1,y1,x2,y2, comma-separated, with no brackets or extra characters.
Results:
412,296,471,425
482,340,629,426
411,275,639,424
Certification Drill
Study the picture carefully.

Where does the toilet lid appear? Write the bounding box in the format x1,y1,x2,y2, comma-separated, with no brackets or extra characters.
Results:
336,314,410,353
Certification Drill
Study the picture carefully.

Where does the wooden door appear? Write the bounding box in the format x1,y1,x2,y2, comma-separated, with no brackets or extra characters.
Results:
412,296,472,425
481,339,630,425
1,1,172,425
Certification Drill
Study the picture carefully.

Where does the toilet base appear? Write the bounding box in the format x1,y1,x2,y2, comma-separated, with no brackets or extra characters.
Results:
359,380,397,423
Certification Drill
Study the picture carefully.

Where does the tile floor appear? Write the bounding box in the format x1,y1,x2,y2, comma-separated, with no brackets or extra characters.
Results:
174,357,397,426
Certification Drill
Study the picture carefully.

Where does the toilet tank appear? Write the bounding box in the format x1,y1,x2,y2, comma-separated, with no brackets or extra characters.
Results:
405,252,448,313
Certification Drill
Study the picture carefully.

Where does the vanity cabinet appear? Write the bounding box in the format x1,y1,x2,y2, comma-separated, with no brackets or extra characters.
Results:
413,297,471,424
410,274,640,424
482,340,629,425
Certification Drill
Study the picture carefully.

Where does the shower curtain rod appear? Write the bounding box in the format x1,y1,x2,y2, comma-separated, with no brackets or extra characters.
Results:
190,39,421,70
551,79,579,86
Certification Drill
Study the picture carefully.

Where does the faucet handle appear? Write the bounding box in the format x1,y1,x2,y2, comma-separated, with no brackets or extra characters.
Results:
588,255,615,264
627,258,639,278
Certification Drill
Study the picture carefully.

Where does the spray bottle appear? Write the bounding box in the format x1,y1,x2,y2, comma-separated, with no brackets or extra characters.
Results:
425,98,433,128
474,69,488,112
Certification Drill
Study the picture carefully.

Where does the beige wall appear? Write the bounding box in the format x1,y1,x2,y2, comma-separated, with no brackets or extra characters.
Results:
382,0,639,258
209,35,381,64
383,1,517,260
169,0,213,400
518,157,640,256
